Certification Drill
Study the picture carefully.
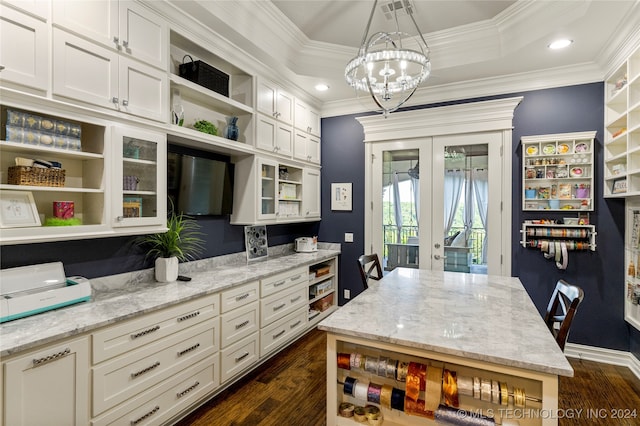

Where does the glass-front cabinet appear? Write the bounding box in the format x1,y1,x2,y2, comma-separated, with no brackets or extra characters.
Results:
259,158,277,220
112,126,166,228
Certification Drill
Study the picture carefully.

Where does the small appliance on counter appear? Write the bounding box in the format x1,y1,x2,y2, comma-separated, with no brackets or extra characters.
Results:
0,261,92,323
295,236,318,253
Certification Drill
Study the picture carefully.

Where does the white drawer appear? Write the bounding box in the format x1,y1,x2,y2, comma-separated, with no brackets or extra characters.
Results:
260,283,307,327
92,319,219,416
220,333,258,384
220,281,259,313
91,356,219,426
220,301,259,349
93,294,219,364
260,307,307,357
260,266,307,297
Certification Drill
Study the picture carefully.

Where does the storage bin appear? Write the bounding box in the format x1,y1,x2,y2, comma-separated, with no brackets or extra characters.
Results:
179,55,229,97
8,166,65,187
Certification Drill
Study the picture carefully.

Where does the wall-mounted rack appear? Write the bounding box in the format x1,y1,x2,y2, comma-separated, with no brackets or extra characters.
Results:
520,223,597,252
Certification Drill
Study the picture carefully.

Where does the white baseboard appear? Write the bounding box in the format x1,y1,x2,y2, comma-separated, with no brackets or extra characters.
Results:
564,343,640,380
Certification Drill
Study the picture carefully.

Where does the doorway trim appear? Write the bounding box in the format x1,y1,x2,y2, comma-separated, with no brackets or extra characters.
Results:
357,96,523,276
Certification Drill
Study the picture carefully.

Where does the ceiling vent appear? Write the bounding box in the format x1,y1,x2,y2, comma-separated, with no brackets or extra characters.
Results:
380,0,415,20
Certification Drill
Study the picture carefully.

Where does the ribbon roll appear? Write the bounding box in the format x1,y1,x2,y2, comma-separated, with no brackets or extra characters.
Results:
354,406,367,422
425,365,443,411
443,369,459,407
337,353,351,370
338,402,355,417
435,404,496,425
500,382,508,406
391,387,406,411
354,380,369,401
364,356,378,374
396,361,409,381
344,376,357,396
367,382,382,404
377,356,388,377
380,384,393,408
457,375,473,397
473,377,481,399
556,241,568,270
406,362,427,402
404,398,434,419
491,380,500,404
385,358,398,379
480,378,492,402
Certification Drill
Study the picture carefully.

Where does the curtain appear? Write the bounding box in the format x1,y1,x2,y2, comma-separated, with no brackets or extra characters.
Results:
444,170,464,237
472,168,489,264
411,176,419,226
393,172,403,243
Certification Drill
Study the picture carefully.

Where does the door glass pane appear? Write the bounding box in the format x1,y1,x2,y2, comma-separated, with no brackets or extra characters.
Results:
443,144,488,274
123,136,157,219
382,149,420,272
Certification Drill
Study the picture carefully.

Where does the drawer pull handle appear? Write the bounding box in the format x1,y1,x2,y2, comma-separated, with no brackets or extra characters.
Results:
131,361,160,378
177,311,200,322
290,295,301,303
177,343,200,357
131,325,160,339
235,352,250,362
290,274,302,281
290,320,302,328
273,329,286,339
235,293,250,301
273,303,286,311
32,347,70,367
273,280,286,287
130,405,159,425
177,381,200,399
235,320,250,330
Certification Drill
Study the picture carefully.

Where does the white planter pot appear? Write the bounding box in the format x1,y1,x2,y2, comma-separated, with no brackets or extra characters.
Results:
155,256,179,282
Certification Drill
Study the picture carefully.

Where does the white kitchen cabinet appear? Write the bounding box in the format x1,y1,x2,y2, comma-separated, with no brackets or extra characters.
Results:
111,125,166,228
303,167,321,218
2,0,50,20
307,257,338,325
3,336,90,426
294,98,321,137
603,44,640,197
293,130,321,165
256,77,293,125
256,114,293,157
52,0,167,71
52,28,168,122
0,4,49,92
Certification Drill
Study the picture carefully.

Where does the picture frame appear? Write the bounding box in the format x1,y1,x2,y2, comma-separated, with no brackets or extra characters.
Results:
0,191,41,228
612,178,628,194
331,183,352,211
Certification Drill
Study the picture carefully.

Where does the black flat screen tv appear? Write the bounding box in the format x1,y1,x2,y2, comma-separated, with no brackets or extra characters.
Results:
167,145,234,216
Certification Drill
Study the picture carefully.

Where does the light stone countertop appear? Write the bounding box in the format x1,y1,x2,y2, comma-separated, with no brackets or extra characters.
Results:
318,267,573,377
1,246,340,357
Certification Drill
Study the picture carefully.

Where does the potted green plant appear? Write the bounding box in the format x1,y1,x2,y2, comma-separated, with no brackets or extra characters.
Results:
137,208,205,282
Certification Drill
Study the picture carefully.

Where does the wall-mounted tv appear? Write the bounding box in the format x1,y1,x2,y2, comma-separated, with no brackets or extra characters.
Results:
167,145,234,216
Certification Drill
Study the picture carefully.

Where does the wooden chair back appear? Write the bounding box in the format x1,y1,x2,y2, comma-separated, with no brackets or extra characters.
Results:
357,254,383,290
544,279,584,351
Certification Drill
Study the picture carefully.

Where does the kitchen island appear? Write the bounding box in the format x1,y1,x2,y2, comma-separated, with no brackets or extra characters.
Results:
318,268,573,426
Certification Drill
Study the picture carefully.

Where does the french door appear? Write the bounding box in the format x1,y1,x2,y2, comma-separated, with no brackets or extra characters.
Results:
369,132,505,275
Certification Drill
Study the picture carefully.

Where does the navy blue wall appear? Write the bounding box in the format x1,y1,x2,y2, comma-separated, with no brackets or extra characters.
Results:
1,216,319,278
318,82,630,352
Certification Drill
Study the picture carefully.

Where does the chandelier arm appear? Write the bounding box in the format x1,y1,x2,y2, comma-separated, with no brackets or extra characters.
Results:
407,7,430,55
393,1,403,49
359,0,379,56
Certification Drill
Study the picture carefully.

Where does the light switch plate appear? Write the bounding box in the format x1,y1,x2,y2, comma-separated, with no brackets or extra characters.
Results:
345,232,354,243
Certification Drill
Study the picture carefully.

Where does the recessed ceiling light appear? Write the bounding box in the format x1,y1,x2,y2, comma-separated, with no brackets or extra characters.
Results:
315,83,329,92
548,39,573,50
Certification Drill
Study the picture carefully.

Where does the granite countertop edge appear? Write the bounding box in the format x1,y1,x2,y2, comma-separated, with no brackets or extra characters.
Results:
1,247,340,357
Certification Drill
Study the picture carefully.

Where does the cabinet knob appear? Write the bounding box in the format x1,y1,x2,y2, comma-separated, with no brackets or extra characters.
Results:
112,97,119,104
117,215,124,222
273,111,278,117
122,99,129,106
113,36,119,45
122,40,129,48
0,65,5,72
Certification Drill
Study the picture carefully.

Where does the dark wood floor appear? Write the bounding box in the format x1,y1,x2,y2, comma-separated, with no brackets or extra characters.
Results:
176,329,640,426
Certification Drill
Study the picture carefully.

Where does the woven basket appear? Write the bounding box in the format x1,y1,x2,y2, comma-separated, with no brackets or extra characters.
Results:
8,166,66,187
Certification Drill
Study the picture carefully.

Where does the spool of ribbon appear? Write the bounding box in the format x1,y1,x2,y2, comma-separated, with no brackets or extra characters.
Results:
337,353,351,370
380,384,393,408
457,375,473,397
404,397,434,419
377,356,389,377
364,356,378,374
481,378,492,402
396,361,409,381
406,362,426,401
338,402,355,417
424,365,443,411
353,406,367,422
491,380,500,404
434,405,496,425
344,376,357,396
385,358,398,378
443,369,459,407
500,382,508,406
556,241,568,270
367,382,382,404
354,380,369,401
391,387,405,411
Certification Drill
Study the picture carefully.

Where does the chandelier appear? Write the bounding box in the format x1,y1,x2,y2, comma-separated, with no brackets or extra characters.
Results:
345,0,431,116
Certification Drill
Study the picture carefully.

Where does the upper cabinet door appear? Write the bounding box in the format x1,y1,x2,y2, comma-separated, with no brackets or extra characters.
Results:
0,4,49,91
119,1,168,70
257,78,277,117
118,56,168,122
52,0,118,49
2,0,51,21
53,0,167,70
276,89,294,125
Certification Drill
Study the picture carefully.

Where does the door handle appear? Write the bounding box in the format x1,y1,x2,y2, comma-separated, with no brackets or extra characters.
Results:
433,254,447,260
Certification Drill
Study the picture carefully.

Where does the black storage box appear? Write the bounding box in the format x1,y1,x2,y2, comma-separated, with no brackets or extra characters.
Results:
179,55,229,97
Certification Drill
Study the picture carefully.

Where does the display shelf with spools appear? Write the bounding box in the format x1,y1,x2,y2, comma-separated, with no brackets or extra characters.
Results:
331,340,542,426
